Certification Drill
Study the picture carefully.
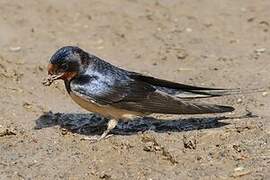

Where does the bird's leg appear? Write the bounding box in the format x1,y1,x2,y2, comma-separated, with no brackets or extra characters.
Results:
82,119,118,143
98,119,118,140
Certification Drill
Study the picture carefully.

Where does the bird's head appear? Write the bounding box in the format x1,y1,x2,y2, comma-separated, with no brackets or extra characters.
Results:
45,46,88,85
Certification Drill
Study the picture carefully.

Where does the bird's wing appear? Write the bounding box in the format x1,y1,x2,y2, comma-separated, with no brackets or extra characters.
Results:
128,72,245,98
69,74,155,106
70,74,234,114
114,90,234,114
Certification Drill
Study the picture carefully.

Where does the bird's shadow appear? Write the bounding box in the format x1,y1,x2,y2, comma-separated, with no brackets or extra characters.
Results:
34,111,257,136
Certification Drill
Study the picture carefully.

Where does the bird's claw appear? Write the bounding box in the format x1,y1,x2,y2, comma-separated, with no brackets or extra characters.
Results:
80,134,114,143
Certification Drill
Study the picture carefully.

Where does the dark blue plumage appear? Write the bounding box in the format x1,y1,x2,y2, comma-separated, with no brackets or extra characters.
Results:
50,46,78,64
46,46,236,141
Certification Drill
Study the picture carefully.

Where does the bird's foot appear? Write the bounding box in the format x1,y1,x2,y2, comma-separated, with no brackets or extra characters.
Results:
80,133,113,143
79,119,118,143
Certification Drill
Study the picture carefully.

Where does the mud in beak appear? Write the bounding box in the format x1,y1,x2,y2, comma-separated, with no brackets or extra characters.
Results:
42,63,64,86
42,73,64,86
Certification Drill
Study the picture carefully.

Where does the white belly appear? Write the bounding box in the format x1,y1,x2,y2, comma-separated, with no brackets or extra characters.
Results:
69,92,144,120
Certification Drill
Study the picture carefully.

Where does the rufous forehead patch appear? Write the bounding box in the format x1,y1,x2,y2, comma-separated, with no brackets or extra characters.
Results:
47,63,58,75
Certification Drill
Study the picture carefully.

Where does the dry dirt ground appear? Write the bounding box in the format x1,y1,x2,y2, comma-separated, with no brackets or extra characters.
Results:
0,0,270,179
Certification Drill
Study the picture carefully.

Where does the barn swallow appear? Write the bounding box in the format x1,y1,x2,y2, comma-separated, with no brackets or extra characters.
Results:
43,46,236,142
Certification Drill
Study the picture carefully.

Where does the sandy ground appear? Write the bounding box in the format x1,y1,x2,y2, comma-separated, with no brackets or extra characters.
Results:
0,0,270,179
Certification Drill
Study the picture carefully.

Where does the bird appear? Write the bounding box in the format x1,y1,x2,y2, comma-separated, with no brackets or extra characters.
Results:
43,46,237,142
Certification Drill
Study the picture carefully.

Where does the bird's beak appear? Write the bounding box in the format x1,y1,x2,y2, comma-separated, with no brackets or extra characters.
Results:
42,63,65,86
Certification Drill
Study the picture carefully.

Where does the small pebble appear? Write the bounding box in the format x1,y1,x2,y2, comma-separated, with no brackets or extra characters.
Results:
9,46,21,52
237,98,242,103
176,49,188,60
99,172,111,179
177,68,192,72
234,166,245,171
255,48,266,54
247,17,255,22
262,91,268,97
143,142,155,152
23,102,32,109
61,128,68,135
232,166,251,177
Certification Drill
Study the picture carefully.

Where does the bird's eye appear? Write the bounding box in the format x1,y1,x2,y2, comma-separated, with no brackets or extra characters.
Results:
61,63,69,71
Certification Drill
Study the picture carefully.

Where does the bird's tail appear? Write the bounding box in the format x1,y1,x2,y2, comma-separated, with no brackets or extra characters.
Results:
174,88,266,99
129,73,266,99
